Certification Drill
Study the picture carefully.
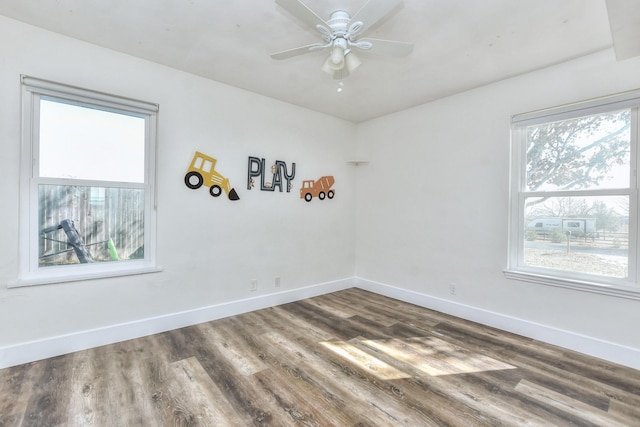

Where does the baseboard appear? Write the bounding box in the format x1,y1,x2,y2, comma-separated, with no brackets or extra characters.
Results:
0,277,355,369
4,276,638,371
355,278,640,371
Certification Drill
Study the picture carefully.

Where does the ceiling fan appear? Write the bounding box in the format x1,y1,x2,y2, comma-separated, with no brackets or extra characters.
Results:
271,0,413,79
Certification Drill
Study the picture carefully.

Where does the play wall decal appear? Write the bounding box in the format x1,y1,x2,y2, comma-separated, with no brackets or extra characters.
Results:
247,156,296,192
182,152,336,203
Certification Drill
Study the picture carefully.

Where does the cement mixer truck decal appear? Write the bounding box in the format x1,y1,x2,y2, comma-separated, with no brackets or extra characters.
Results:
300,176,335,202
184,151,240,201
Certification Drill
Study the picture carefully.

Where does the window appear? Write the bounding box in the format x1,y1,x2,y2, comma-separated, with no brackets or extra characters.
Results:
17,76,159,286
506,89,640,299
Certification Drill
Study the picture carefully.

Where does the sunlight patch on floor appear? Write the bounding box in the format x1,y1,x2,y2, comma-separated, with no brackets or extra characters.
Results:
322,336,516,378
362,336,516,376
320,340,412,380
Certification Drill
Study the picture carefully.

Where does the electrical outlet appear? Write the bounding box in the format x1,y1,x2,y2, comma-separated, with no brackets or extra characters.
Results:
449,283,457,295
250,279,258,292
274,276,281,287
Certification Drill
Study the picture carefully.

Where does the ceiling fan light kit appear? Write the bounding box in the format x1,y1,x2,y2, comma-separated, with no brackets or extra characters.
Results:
271,0,413,80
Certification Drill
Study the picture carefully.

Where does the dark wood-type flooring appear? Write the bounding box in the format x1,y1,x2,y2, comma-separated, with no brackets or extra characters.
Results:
1,288,639,426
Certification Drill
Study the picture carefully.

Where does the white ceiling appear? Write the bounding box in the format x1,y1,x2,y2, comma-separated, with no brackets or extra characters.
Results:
0,0,634,123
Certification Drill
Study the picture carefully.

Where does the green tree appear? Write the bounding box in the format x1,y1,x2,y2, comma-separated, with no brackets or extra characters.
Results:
591,201,620,236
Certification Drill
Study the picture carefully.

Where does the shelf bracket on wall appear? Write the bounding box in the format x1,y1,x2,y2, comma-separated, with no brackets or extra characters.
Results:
347,160,369,166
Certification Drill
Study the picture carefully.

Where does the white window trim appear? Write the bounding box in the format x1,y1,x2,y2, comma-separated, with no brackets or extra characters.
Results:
15,76,161,287
506,88,640,300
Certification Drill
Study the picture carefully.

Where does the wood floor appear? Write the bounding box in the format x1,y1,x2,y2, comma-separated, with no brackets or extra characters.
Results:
1,288,639,426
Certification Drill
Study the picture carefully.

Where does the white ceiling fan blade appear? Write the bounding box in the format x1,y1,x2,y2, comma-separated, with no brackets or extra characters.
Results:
350,0,403,35
275,0,328,30
270,43,328,60
356,38,413,56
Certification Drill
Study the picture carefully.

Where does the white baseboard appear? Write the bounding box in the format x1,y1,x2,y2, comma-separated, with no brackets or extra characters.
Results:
3,276,638,371
355,278,640,371
0,277,355,369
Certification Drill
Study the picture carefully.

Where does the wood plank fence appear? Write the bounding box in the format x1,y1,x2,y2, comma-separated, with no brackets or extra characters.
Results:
39,185,144,265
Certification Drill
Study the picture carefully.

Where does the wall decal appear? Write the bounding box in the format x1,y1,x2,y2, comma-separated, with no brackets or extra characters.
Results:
184,151,240,200
300,176,335,202
247,157,296,192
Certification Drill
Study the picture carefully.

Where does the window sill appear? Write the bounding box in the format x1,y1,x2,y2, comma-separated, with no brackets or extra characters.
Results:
503,269,640,300
12,264,163,288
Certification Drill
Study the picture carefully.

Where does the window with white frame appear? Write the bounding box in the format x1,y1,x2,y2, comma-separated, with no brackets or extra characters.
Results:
506,89,640,299
17,76,159,286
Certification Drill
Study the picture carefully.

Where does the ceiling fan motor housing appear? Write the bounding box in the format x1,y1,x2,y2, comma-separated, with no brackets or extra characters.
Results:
328,10,351,36
271,0,413,79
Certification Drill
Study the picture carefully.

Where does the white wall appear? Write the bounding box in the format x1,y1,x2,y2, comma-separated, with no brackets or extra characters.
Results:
0,16,357,360
355,49,640,363
2,15,640,370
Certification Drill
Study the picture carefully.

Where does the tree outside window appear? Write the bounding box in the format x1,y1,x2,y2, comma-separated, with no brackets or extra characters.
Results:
508,93,640,297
